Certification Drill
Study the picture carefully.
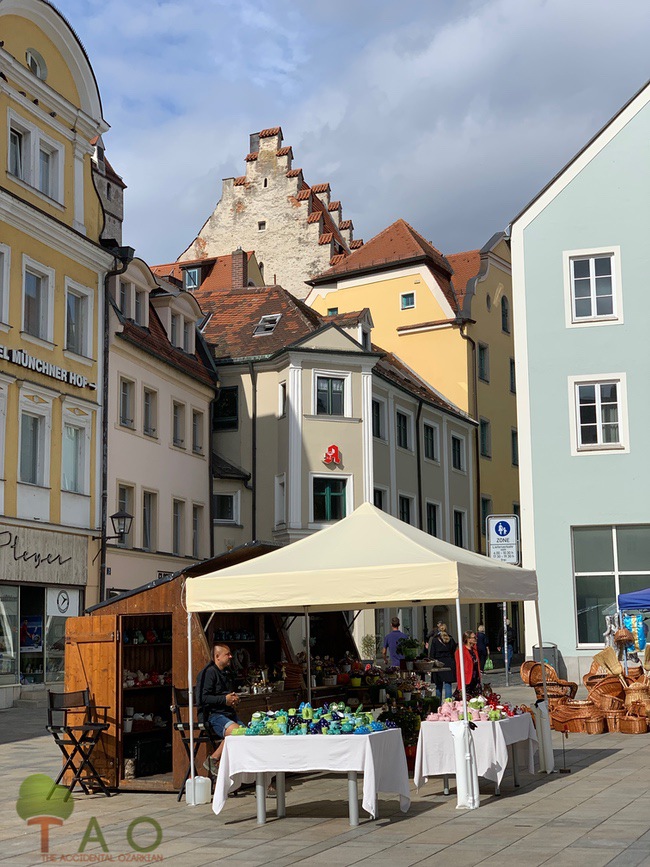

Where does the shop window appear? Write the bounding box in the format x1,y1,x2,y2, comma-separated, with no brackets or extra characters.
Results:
214,386,239,431
0,585,18,686
20,585,44,684
312,477,346,522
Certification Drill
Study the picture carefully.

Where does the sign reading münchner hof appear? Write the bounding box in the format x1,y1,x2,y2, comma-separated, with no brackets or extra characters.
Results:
0,524,88,585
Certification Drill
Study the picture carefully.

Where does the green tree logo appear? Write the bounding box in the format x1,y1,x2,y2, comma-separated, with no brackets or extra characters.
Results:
16,774,73,853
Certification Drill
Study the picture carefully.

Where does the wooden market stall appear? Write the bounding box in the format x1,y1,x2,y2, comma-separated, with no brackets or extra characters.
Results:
64,542,358,793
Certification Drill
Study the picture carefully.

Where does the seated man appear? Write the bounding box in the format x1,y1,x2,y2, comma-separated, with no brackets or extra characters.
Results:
195,643,243,775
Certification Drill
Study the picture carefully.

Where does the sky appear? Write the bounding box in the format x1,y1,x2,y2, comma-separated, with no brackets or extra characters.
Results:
55,0,650,264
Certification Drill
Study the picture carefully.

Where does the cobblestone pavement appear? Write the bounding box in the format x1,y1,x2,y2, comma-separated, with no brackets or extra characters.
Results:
2,687,650,867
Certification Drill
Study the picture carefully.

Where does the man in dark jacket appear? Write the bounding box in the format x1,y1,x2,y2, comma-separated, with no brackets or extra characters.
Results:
196,643,242,774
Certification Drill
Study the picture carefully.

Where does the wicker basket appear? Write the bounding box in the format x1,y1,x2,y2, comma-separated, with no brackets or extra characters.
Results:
588,677,625,711
605,711,624,733
614,627,634,646
559,700,597,719
584,715,606,735
520,661,535,685
619,714,648,734
624,681,650,711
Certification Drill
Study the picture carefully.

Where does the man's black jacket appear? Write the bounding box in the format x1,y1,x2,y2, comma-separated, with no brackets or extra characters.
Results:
195,661,237,721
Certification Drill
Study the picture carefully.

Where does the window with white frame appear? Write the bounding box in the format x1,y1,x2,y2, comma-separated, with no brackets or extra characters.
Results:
426,502,440,537
274,474,286,526
192,410,203,453
19,412,44,485
253,314,281,336
316,376,344,416
23,259,53,342
373,488,386,511
118,280,130,316
183,320,192,353
172,498,185,555
423,422,438,461
396,410,410,450
573,525,650,646
501,296,510,333
398,494,413,525
184,268,199,290
213,492,238,524
400,292,415,310
372,399,385,439
172,401,185,447
119,378,135,428
142,490,157,551
312,477,347,522
278,382,287,417
61,423,84,493
117,484,134,547
192,504,203,559
171,313,180,346
453,509,466,548
134,290,146,326
8,114,63,203
479,418,491,458
143,388,157,437
478,343,490,382
570,254,616,322
65,282,92,358
575,380,621,449
0,244,10,325
26,48,48,81
451,434,465,471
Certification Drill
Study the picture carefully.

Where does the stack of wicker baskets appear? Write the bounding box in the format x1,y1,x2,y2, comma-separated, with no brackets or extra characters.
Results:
550,699,605,734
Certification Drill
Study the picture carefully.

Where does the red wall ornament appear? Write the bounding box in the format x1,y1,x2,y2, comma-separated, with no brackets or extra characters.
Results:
323,444,341,464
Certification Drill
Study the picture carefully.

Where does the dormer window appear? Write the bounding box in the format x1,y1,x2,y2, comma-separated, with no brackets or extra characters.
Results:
26,49,47,81
134,290,146,326
253,314,281,336
184,268,199,290
183,320,192,352
361,330,371,350
171,313,180,346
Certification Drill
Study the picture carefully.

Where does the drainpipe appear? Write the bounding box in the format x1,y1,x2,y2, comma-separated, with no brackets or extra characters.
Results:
208,395,217,558
458,320,482,553
415,399,423,531
248,362,257,542
99,246,135,602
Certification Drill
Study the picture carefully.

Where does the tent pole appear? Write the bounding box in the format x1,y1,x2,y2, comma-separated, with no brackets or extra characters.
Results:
455,598,477,809
534,601,549,705
305,608,312,704
187,609,195,796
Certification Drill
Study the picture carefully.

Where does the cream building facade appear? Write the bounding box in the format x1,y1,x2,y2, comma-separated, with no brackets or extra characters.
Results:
0,0,115,704
105,260,216,594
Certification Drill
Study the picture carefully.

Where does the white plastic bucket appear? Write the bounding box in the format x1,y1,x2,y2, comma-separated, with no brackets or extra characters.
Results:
185,775,211,806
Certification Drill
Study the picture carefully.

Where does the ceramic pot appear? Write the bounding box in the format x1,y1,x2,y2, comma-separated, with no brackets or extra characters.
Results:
479,712,488,721
350,677,362,688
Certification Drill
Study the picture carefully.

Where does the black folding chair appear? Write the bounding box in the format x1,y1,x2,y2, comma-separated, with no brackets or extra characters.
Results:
171,687,220,801
46,689,111,800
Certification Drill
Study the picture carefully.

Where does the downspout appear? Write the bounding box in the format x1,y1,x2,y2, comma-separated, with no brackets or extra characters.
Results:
208,395,217,558
99,249,134,602
415,399,423,530
248,361,257,542
458,320,482,553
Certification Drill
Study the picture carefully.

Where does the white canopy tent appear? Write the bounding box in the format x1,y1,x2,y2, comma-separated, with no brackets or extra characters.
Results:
184,503,551,809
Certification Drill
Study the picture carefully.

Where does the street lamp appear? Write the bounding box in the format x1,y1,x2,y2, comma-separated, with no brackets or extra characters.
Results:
108,509,132,543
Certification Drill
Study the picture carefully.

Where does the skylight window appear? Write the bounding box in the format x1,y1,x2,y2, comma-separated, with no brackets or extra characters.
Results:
253,314,281,336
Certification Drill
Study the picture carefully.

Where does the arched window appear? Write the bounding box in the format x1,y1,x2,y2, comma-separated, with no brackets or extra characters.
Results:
501,296,510,333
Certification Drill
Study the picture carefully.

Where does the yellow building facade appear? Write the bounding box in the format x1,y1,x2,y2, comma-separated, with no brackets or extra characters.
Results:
0,0,114,704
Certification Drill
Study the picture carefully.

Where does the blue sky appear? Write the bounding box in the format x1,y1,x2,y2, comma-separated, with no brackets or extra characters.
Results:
55,0,650,264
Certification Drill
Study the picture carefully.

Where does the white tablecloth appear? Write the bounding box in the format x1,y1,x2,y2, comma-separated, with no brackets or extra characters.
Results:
414,715,538,788
213,728,410,819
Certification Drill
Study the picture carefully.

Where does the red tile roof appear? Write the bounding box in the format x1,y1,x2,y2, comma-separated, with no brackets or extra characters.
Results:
309,219,457,311
319,233,333,245
328,201,341,211
151,252,256,292
446,250,481,309
307,212,322,224
196,286,323,361
339,220,353,230
329,253,346,266
276,146,293,157
234,175,248,186
259,127,282,138
118,304,214,387
286,168,303,178
350,239,364,249
296,189,311,201
245,152,259,162
311,183,330,194
327,309,370,326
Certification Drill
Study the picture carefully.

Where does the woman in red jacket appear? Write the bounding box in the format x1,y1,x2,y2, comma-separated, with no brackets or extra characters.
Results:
455,630,482,696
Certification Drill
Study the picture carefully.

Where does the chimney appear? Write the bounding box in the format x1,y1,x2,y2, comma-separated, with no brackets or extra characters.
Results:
231,247,248,288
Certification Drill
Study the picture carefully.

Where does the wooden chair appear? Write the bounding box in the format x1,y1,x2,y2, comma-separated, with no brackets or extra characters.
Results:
46,689,111,800
170,687,220,802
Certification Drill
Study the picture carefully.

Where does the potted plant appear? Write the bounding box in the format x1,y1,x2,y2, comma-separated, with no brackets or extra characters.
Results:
360,633,380,663
397,636,422,665
378,706,421,773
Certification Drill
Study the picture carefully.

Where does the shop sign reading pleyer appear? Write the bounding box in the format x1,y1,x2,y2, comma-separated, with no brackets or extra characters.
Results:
0,346,96,389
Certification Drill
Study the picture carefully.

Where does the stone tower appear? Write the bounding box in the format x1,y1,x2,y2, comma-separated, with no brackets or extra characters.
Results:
178,127,362,299
91,135,126,247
